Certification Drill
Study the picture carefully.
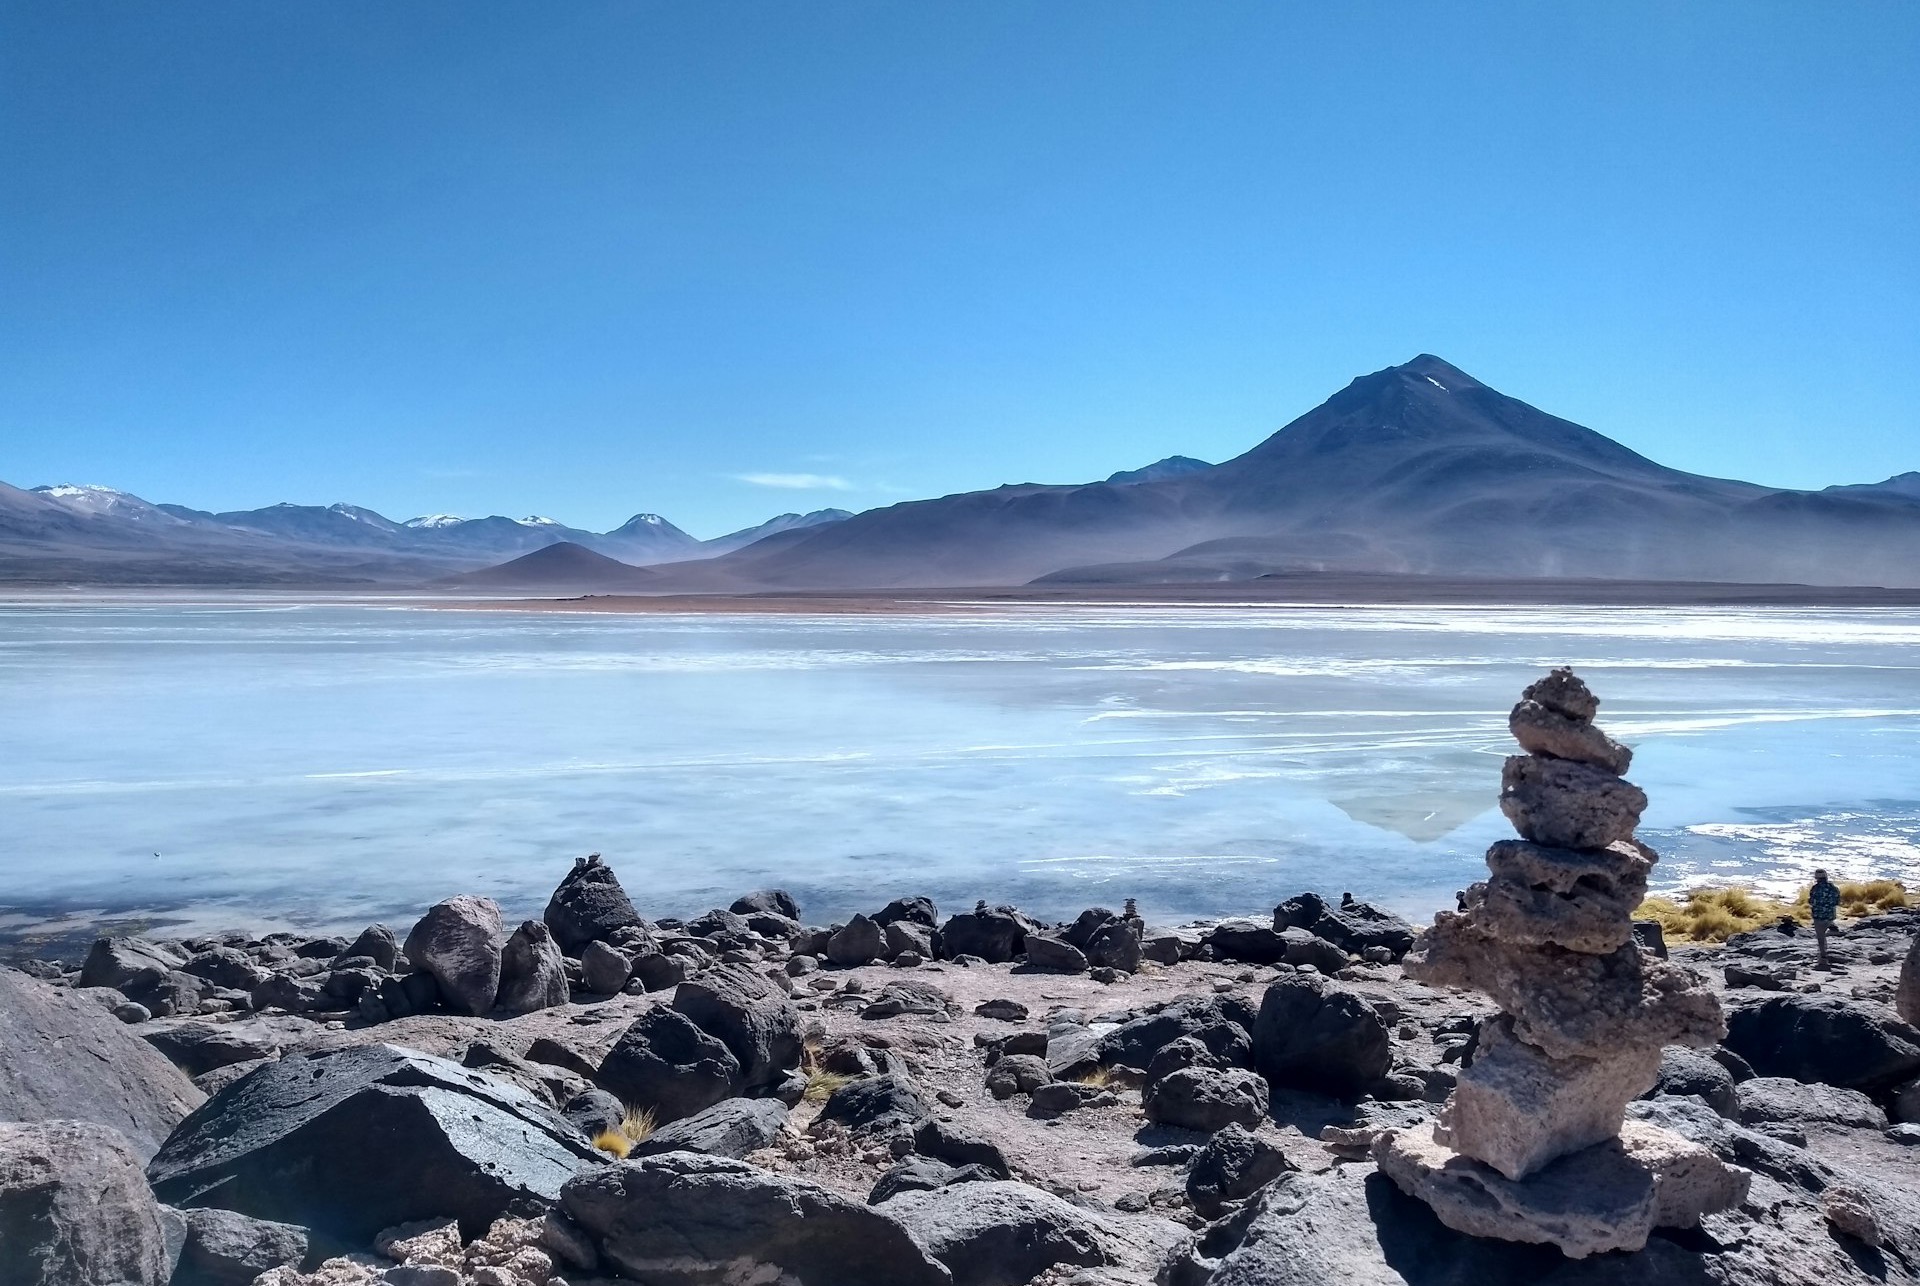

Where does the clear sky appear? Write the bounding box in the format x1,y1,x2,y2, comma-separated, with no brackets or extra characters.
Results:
3,2,1915,537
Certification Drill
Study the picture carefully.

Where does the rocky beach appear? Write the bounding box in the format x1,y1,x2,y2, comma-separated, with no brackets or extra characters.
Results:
6,673,1920,1286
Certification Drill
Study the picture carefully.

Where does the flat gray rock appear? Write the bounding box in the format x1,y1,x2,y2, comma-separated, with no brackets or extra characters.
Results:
631,1096,789,1159
0,1119,171,1286
0,966,203,1162
879,1180,1115,1286
561,1152,951,1285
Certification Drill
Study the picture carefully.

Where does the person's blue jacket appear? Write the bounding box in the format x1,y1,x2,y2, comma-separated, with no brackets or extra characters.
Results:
1809,881,1841,922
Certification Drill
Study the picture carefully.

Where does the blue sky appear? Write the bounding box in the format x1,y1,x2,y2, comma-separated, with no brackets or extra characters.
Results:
3,2,1915,537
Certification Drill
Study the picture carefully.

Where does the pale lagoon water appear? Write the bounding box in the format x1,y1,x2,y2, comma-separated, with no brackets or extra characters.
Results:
4,598,1919,941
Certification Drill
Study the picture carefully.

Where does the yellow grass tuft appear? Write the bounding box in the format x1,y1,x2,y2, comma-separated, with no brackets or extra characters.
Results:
619,1104,658,1144
1069,1065,1117,1089
1637,880,1909,944
592,1129,631,1158
804,1070,853,1104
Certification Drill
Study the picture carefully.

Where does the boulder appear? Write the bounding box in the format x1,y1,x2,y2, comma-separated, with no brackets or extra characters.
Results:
147,1043,602,1242
402,895,505,1017
1028,1081,1115,1116
0,1120,170,1286
544,854,646,954
672,963,803,1090
595,1007,744,1122
1724,993,1920,1095
175,1207,309,1286
935,904,1027,963
561,1152,950,1285
631,950,690,992
1085,917,1144,973
563,1087,625,1138
340,923,399,969
580,940,632,995
0,967,203,1162
494,919,570,1015
1735,1077,1888,1130
1251,972,1391,1098
912,1119,1010,1178
984,1054,1052,1100
1144,1035,1218,1088
1277,927,1349,975
178,946,271,992
1646,1045,1739,1118
1497,755,1647,850
862,979,958,1020
878,1180,1113,1286
1023,934,1089,973
884,920,935,960
76,937,182,991
817,1074,932,1136
1470,841,1652,955
730,889,801,920
141,1020,285,1078
1095,994,1257,1072
869,1156,996,1205
875,895,939,928
827,914,888,967
1143,1067,1270,1133
1205,919,1290,965
1274,892,1418,960
631,1097,790,1159
1186,1123,1292,1218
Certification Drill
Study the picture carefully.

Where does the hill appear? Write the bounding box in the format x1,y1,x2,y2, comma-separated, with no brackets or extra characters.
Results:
438,542,660,593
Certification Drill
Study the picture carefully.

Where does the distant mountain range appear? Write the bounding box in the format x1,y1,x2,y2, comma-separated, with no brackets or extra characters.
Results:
5,355,1916,589
632,355,1920,591
0,482,851,584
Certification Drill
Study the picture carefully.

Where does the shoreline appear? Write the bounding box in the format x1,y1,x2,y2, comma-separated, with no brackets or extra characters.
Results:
9,573,1920,615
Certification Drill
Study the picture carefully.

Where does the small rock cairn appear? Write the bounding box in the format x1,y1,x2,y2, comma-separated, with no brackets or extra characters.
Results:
1374,669,1749,1258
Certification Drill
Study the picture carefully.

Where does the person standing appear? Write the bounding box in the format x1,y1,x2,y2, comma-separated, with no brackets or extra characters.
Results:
1808,869,1842,968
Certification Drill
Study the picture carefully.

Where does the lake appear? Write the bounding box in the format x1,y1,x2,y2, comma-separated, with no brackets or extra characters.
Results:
4,597,1918,943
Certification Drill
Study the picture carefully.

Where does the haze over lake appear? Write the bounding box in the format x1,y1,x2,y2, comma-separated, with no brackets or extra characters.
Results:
5,598,1919,939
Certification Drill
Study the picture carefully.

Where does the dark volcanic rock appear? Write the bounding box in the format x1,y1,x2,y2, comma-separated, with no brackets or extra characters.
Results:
1143,1066,1270,1132
1187,1122,1292,1218
1646,1045,1739,1118
0,967,203,1162
631,1097,790,1159
140,1021,283,1078
1024,934,1090,973
672,963,803,1090
818,1074,933,1136
494,919,570,1015
1252,971,1391,1098
341,923,399,969
1724,994,1920,1095
879,1180,1112,1286
731,888,802,920
595,1007,745,1123
1206,919,1290,965
1275,892,1418,960
875,895,939,928
1,1120,171,1286
544,854,645,955
913,1119,1011,1177
984,1054,1053,1100
1735,1077,1887,1130
1095,994,1257,1072
580,940,633,995
561,1152,950,1286
936,904,1028,963
147,1043,602,1243
77,936,182,991
869,1156,996,1205
178,946,270,992
827,914,889,967
403,894,505,1017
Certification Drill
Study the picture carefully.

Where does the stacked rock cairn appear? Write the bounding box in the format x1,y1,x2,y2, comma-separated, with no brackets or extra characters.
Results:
1373,668,1750,1258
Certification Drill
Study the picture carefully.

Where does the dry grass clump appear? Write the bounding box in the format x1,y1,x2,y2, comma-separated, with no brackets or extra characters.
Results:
798,1040,854,1104
1069,1065,1118,1089
592,1104,658,1157
1637,879,1909,944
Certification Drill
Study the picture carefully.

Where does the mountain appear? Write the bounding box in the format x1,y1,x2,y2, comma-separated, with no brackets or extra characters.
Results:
597,513,705,564
1106,456,1213,485
1826,472,1920,502
438,541,660,593
701,509,854,556
0,486,781,584
637,355,1920,591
